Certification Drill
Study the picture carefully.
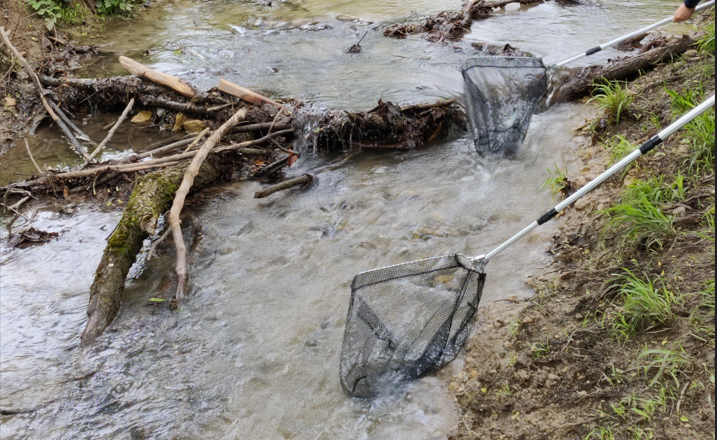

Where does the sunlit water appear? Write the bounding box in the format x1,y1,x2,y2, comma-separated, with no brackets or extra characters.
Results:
0,0,696,438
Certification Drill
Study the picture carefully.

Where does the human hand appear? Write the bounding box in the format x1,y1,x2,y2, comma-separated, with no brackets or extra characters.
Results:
673,4,695,22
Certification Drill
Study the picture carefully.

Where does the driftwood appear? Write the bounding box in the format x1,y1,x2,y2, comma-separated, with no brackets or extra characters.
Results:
254,174,315,198
84,98,135,165
169,107,248,299
297,99,461,151
218,78,282,107
0,27,90,160
383,0,544,41
39,75,227,113
80,161,221,344
119,56,196,98
553,35,695,102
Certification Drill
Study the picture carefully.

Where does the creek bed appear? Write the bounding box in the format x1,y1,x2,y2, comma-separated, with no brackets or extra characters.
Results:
0,0,692,438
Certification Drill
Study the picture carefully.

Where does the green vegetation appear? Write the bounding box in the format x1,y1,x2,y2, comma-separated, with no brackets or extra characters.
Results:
24,0,143,30
541,163,569,200
606,135,636,165
588,81,634,125
531,339,550,358
610,270,680,341
696,12,715,54
603,195,675,251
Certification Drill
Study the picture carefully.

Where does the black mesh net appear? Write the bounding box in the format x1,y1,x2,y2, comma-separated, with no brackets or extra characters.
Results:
462,56,548,155
339,254,486,398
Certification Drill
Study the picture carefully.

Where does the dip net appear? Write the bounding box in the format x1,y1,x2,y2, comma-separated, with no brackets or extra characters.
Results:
462,56,548,155
339,254,486,398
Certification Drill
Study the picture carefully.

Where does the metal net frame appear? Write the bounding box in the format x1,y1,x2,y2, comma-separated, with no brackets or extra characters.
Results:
339,254,486,398
462,56,548,156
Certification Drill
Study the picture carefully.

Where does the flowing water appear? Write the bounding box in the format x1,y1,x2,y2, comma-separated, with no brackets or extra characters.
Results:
0,1,694,438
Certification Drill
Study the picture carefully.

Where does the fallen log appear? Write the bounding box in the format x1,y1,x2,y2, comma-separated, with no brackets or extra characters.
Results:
39,75,228,112
383,0,544,41
119,56,196,98
552,35,695,102
80,161,220,345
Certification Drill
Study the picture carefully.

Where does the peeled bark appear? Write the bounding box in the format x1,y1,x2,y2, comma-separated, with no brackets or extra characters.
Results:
81,162,220,345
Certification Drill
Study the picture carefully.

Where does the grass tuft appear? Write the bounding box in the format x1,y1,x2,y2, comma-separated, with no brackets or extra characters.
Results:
610,270,680,341
588,81,634,125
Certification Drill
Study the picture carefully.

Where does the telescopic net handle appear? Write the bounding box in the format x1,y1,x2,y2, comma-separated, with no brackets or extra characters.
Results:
555,0,715,68
479,94,715,266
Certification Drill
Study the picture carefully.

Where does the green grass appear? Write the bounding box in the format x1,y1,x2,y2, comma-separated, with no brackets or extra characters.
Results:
610,270,679,341
585,426,616,440
603,195,675,250
531,340,550,358
683,110,715,172
696,15,715,54
588,81,634,125
541,163,569,200
638,347,691,389
606,135,637,167
623,174,686,205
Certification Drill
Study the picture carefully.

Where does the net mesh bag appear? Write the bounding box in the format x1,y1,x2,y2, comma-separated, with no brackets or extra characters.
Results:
462,56,548,155
339,254,486,398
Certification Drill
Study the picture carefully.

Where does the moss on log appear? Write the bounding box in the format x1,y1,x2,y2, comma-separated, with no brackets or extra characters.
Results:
80,161,219,345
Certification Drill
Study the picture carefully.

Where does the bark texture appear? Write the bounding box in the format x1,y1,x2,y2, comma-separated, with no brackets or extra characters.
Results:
552,35,695,102
81,162,219,344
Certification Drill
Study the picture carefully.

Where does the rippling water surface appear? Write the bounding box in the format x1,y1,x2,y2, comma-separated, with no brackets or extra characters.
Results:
0,0,693,438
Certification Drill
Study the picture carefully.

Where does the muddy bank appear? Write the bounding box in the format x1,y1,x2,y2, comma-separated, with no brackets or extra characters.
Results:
449,11,715,440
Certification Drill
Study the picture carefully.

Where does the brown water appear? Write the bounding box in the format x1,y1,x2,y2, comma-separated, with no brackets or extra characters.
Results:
0,1,694,438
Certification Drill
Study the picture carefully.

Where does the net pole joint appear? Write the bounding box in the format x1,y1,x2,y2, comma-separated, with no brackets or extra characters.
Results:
472,255,488,272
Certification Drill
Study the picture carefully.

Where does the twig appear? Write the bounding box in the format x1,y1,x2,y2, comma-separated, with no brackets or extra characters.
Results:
254,174,315,199
0,26,89,161
83,98,135,166
183,127,210,152
270,138,299,157
168,107,248,299
48,100,95,144
231,122,290,134
24,139,43,175
147,228,171,261
267,107,285,135
206,102,234,112
214,129,294,153
8,196,30,212
675,380,691,416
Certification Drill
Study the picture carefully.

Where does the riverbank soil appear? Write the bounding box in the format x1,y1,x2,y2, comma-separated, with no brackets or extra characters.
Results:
450,12,715,440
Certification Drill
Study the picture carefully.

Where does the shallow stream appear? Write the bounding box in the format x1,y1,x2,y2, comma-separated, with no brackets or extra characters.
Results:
0,1,692,438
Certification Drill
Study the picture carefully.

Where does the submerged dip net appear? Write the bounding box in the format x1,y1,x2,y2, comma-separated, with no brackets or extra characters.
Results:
462,56,548,155
339,254,486,398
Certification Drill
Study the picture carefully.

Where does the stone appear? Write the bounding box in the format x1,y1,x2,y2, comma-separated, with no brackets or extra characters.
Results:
515,354,531,368
173,112,188,132
4,97,16,107
183,119,206,133
548,374,560,381
131,110,153,124
574,198,591,211
522,316,534,324
448,381,459,391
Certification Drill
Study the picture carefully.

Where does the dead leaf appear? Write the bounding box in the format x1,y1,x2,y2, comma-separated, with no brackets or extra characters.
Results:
287,153,298,167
